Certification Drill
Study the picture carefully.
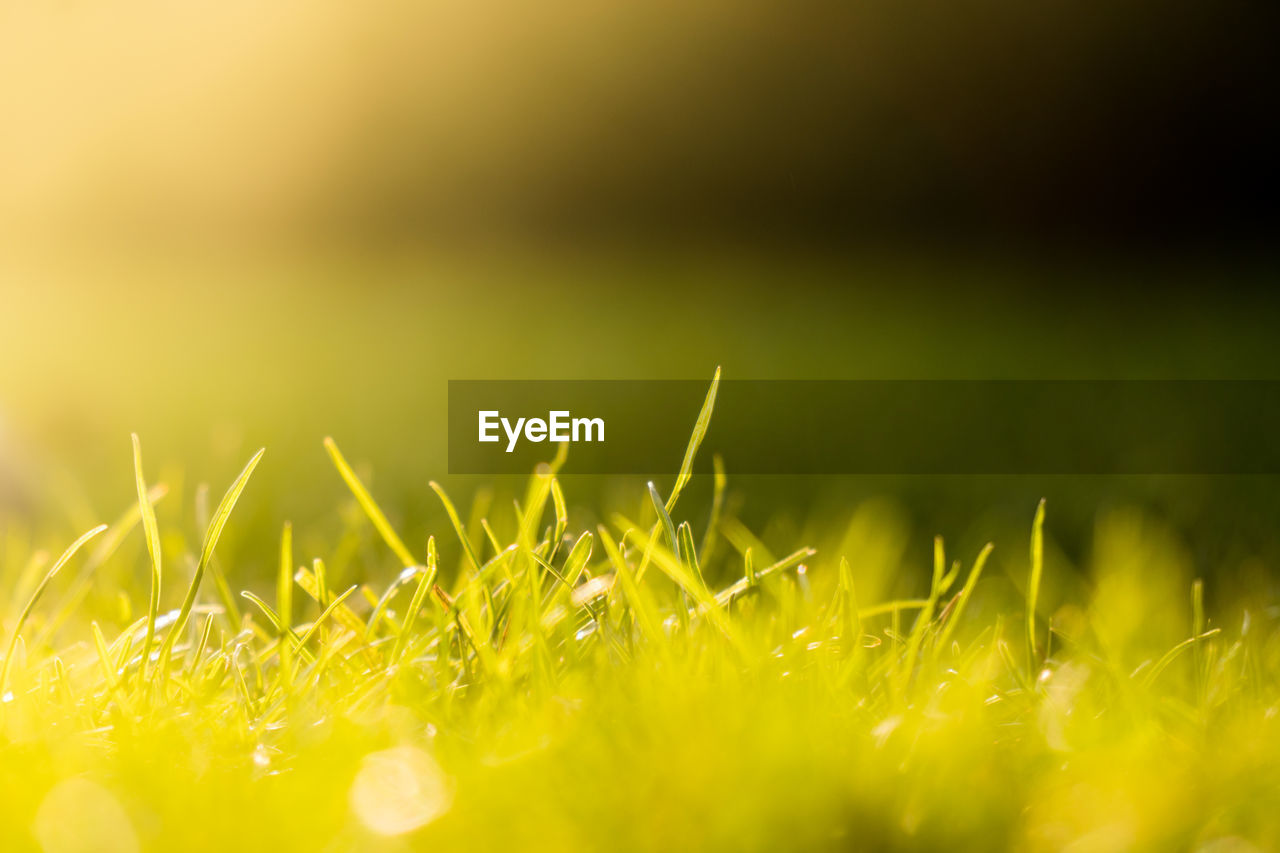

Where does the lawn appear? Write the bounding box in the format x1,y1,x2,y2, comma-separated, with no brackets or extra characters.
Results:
1,374,1277,852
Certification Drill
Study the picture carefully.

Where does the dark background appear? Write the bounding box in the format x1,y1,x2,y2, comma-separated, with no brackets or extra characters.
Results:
310,0,1280,256
3,0,1277,256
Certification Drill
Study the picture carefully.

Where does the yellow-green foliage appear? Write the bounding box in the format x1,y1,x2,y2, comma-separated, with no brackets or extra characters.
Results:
0,389,1277,852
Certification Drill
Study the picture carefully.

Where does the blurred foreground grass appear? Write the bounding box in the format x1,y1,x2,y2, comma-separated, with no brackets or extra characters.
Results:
1,376,1278,852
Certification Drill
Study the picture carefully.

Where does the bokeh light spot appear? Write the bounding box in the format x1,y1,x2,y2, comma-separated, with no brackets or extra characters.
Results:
350,745,453,836
33,778,139,853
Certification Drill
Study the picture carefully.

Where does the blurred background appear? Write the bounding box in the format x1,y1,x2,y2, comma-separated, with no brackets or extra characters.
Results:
1,0,1278,603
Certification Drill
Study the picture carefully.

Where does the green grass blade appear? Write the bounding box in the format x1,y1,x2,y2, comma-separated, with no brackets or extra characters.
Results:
131,434,163,683
156,448,265,678
293,565,379,668
838,556,861,649
562,532,593,587
1,523,107,696
598,526,663,647
1027,498,1046,667
897,537,947,695
623,524,741,649
239,592,314,667
392,537,439,664
277,521,293,684
325,438,418,568
677,521,702,585
91,621,137,717
548,478,569,564
1142,628,1222,688
541,531,595,620
428,480,483,576
648,482,679,555
208,558,242,634
666,366,720,514
39,483,169,646
855,599,931,619
365,571,415,639
187,613,216,679
313,558,330,609
935,543,994,654
713,548,816,608
199,448,266,587
698,453,727,564
292,585,360,653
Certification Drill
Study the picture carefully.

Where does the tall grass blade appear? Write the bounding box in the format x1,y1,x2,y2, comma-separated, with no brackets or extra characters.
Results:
935,543,994,654
277,521,293,684
1027,498,1046,667
838,556,860,649
132,434,163,683
40,483,168,645
156,448,264,678
677,522,702,585
549,479,569,563
1,523,107,696
666,367,720,514
648,482,679,555
325,438,418,568
598,526,663,647
428,481,483,575
392,538,439,664
698,453,727,563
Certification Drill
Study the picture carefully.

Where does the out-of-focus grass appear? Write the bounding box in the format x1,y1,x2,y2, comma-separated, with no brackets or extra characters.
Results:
1,378,1278,852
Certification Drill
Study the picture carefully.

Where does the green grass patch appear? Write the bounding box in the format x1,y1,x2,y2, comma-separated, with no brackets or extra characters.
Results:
0,375,1278,852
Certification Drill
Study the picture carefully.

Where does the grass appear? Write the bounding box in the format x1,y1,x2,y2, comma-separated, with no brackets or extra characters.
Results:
1,375,1280,852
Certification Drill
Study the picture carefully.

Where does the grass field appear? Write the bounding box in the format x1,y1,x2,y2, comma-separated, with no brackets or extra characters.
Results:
3,0,1277,847
0,374,1277,852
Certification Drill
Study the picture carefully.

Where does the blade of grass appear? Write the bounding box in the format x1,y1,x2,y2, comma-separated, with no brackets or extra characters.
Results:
365,567,421,639
935,543,995,654
196,482,243,635
548,479,569,564
131,434,163,683
294,566,367,641
838,557,861,650
626,525,742,650
429,584,497,675
598,526,663,647
45,483,169,643
897,536,946,696
1027,498,1046,668
156,448,264,679
540,532,594,619
676,522,703,586
313,558,330,609
712,548,816,608
91,621,137,717
698,453,726,565
239,592,316,667
665,367,720,514
325,438,418,568
392,538,439,664
1,523,107,697
277,521,293,684
292,585,360,654
186,613,216,679
648,482,679,556
562,532,593,588
855,599,931,619
428,481,483,576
